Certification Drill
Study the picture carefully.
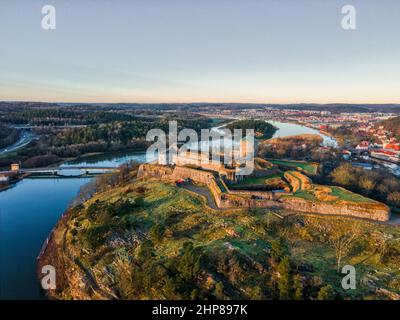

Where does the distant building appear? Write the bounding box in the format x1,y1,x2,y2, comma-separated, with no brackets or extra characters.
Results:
384,143,400,153
342,150,351,160
319,125,328,131
355,141,370,151
11,163,20,172
0,174,10,182
370,149,400,164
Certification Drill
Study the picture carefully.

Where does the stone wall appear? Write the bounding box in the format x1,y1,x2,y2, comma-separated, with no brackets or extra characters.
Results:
138,163,214,184
228,190,275,200
279,197,390,222
137,164,390,221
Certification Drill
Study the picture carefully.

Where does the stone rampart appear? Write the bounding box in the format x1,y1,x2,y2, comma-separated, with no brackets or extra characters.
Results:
137,164,390,221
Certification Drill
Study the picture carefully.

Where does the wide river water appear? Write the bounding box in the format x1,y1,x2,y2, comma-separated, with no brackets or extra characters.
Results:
0,121,338,299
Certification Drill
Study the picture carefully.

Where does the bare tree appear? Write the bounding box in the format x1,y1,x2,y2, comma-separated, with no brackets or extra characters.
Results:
329,222,362,271
306,217,362,271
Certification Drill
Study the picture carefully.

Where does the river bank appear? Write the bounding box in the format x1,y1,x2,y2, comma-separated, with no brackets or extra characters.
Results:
0,177,93,299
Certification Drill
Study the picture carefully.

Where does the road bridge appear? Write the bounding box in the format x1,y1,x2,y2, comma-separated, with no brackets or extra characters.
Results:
20,166,118,177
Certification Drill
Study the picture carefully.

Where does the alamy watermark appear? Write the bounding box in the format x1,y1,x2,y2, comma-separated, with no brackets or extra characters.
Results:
40,265,56,290
341,5,356,30
146,121,255,177
341,265,356,290
41,5,56,30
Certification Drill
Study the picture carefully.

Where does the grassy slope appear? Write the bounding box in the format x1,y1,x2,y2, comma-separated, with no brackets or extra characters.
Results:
43,178,400,300
268,159,318,175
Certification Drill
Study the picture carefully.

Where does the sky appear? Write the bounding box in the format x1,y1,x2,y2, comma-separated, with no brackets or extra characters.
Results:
0,0,399,104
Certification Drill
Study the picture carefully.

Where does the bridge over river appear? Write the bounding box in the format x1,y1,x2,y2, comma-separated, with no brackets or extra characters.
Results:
21,166,118,177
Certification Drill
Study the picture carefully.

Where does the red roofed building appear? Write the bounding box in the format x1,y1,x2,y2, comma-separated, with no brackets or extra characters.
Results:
384,143,400,153
356,141,370,150
370,149,400,163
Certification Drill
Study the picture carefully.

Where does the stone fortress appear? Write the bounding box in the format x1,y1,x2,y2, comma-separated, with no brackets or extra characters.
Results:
138,138,391,222
157,137,255,182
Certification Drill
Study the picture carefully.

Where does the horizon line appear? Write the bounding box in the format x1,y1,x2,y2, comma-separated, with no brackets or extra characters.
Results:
1,99,400,106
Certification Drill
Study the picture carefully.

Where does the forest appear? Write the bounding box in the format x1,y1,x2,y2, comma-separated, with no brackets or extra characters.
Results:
226,119,277,139
0,123,20,149
0,104,213,169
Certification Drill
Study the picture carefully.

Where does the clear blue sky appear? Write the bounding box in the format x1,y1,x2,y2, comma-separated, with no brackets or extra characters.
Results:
0,0,399,103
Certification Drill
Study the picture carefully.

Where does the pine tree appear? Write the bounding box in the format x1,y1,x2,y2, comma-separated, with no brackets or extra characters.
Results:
277,256,291,300
293,274,303,300
270,239,288,263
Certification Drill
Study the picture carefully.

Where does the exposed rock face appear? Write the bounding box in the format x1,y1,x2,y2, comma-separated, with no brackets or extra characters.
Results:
137,164,391,221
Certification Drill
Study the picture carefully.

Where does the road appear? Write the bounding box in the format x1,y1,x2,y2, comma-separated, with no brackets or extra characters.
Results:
0,130,37,156
182,183,220,210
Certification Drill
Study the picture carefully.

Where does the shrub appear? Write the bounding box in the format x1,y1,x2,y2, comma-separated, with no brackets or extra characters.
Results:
149,224,166,242
177,242,202,281
84,225,110,248
270,239,289,263
317,284,335,300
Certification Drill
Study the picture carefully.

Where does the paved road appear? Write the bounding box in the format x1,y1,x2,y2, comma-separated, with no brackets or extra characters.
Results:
182,184,219,210
385,213,400,226
0,130,37,156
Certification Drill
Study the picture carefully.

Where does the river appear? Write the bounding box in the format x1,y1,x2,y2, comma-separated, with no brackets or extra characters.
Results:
0,178,91,299
0,121,338,299
269,121,338,147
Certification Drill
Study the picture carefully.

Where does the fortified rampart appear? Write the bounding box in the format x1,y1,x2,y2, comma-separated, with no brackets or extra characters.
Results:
279,197,390,222
137,164,390,221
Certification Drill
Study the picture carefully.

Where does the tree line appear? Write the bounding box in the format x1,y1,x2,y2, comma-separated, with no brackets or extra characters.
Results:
0,124,20,149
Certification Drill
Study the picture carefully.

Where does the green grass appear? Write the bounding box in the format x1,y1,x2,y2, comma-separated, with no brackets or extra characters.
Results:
285,186,375,204
268,159,318,174
231,173,284,187
329,186,375,203
292,190,317,201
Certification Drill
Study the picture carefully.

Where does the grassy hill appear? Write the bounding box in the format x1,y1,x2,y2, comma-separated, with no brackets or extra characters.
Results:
38,175,400,300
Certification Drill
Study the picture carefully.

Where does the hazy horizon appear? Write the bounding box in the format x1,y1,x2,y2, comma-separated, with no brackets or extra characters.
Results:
2,100,400,106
